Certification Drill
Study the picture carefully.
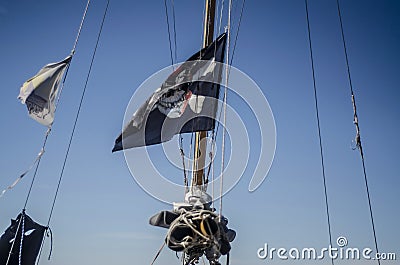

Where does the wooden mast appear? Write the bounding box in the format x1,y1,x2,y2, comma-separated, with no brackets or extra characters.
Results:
192,0,216,188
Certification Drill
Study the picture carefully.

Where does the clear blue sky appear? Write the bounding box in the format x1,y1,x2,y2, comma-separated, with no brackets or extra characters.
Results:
0,0,399,264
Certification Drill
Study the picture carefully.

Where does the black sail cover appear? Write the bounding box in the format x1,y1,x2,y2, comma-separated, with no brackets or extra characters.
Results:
113,33,227,151
0,212,46,265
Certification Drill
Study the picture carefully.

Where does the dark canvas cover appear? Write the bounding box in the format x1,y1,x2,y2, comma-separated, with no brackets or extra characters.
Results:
149,210,179,229
0,212,46,265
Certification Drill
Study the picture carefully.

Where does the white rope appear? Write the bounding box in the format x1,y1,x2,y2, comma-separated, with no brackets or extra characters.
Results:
18,214,25,265
5,213,23,265
188,135,194,194
199,0,207,56
54,0,91,109
219,0,232,219
218,0,225,35
72,0,91,54
211,131,216,208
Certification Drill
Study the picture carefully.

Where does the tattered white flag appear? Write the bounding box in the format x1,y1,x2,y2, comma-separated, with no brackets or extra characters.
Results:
18,55,72,126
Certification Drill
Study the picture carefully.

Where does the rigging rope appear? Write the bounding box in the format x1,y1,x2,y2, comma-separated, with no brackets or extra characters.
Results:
72,0,91,54
35,0,110,263
165,0,189,194
22,0,91,210
171,0,178,62
2,2,93,263
217,0,225,36
228,0,245,68
18,214,25,265
23,131,50,209
199,0,207,57
210,0,244,207
304,1,334,265
214,0,244,137
163,0,175,67
211,131,216,208
208,0,222,198
189,0,213,192
219,0,232,219
150,241,166,265
335,1,380,264
5,212,23,265
46,0,110,229
179,134,189,194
